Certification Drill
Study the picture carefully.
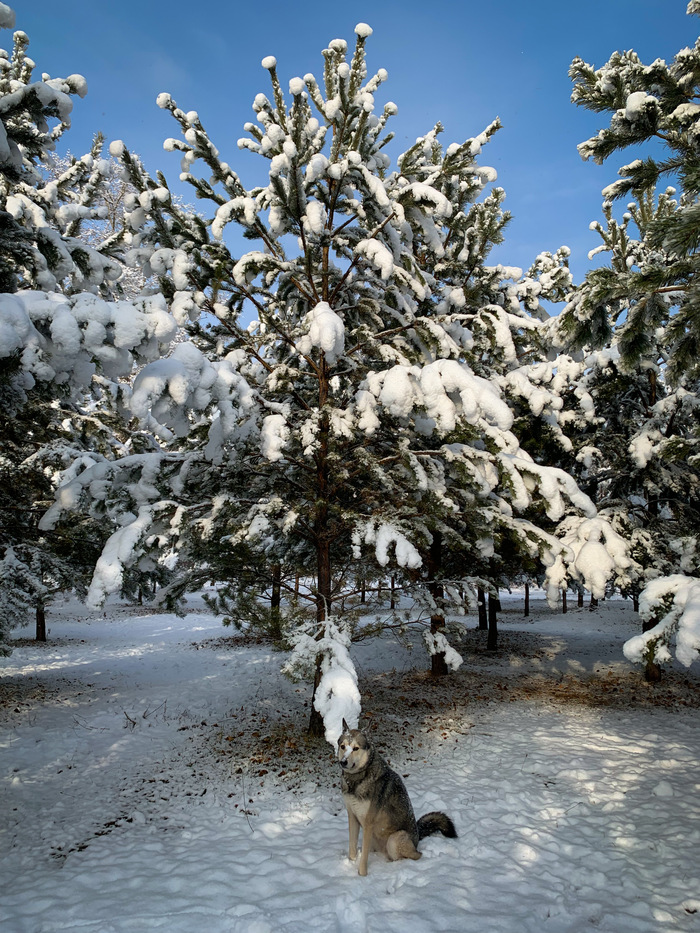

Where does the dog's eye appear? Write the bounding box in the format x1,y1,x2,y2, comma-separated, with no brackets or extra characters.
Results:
339,743,345,750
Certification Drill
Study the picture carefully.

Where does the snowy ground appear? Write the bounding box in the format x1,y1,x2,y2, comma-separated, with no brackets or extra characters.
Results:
2,593,700,933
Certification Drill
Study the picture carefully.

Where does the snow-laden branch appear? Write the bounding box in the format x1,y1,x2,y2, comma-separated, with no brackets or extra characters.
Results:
624,575,700,669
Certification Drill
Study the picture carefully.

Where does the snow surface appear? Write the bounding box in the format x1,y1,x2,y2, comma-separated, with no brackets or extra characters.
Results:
2,594,700,933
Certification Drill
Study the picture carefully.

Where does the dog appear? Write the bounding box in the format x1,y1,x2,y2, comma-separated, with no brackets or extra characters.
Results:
338,719,457,876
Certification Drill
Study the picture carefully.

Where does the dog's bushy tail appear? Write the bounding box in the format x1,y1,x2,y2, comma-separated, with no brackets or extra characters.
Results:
417,811,457,840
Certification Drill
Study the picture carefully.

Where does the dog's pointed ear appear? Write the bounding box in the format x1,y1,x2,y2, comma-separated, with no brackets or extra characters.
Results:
342,718,349,733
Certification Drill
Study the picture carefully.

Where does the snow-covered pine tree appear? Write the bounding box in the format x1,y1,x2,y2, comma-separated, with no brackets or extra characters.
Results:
49,25,621,739
38,138,154,299
569,0,700,382
0,9,180,650
557,2,700,675
555,190,699,595
0,19,127,294
623,574,700,673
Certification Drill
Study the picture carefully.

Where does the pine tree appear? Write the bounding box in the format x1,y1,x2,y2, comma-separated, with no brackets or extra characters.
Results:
554,189,700,594
0,21,126,294
570,0,700,381
0,11,180,651
558,2,700,674
49,25,621,739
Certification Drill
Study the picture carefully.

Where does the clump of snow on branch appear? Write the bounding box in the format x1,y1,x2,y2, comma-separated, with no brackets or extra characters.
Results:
353,520,423,570
544,516,635,603
260,413,289,462
282,617,361,746
0,291,177,404
86,507,155,608
624,575,700,669
129,342,257,454
0,4,15,29
423,630,463,672
297,302,345,364
363,360,513,436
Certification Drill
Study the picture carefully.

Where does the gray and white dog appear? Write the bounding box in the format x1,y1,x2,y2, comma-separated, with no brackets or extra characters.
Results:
338,719,457,876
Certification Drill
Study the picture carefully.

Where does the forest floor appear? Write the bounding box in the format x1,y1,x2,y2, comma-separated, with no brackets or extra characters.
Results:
1,592,700,933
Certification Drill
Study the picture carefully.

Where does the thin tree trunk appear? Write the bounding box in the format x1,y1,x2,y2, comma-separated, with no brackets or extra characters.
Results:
390,575,396,610
578,589,584,609
35,601,46,643
562,589,567,614
524,581,530,617
428,531,448,676
270,563,282,640
309,357,332,736
642,615,662,683
477,586,487,630
487,591,498,651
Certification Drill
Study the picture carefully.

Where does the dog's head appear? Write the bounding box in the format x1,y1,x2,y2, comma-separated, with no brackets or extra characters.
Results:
337,718,371,774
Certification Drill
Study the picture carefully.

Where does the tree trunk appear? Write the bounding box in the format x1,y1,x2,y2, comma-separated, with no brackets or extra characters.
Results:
487,591,498,651
309,532,332,737
309,357,332,737
642,615,662,683
270,563,282,640
578,589,584,609
390,575,396,610
562,589,567,614
35,601,46,643
633,594,639,613
477,586,487,630
524,581,530,617
428,531,448,676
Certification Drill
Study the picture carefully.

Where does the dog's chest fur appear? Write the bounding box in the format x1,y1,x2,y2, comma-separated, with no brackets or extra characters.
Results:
343,791,371,823
341,752,380,824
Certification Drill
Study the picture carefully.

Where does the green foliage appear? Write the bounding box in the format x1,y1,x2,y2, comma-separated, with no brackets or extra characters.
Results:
571,6,700,382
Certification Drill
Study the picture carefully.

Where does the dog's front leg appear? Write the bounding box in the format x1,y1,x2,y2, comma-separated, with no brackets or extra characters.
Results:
347,808,360,861
358,816,373,876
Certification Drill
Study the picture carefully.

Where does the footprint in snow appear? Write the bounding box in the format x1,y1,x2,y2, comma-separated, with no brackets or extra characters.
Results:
335,893,367,933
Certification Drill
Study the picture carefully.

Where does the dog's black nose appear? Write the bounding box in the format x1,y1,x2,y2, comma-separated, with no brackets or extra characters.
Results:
340,760,347,769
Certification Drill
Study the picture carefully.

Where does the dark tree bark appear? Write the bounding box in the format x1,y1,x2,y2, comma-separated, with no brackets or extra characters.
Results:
35,601,46,642
524,581,530,617
309,357,333,737
487,591,498,651
427,531,448,676
477,586,487,630
562,589,567,614
270,563,282,640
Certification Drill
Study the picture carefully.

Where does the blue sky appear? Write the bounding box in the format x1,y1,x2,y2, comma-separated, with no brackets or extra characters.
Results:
12,0,697,283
